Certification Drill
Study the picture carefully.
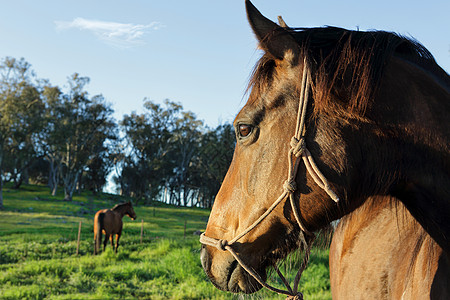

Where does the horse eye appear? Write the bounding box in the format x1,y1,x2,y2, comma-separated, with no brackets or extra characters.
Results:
238,124,252,137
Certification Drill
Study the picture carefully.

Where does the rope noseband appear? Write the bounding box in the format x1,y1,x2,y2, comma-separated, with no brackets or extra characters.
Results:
200,60,339,299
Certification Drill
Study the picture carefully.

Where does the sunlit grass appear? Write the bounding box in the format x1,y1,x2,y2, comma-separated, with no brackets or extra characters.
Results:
0,184,330,299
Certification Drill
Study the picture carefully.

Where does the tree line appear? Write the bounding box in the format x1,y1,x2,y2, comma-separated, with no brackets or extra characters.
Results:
0,57,235,209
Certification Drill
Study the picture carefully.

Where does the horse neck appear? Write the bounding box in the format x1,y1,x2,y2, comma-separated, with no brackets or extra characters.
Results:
366,57,450,252
112,205,129,218
375,57,449,145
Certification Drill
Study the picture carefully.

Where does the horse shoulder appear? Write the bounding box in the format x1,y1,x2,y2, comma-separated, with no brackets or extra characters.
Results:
330,199,398,299
331,197,450,299
110,211,123,231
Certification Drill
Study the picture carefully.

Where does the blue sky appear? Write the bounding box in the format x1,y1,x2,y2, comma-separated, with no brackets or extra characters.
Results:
1,0,448,128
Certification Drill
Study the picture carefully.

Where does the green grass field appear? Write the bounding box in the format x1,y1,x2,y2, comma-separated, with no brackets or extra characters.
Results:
0,184,331,299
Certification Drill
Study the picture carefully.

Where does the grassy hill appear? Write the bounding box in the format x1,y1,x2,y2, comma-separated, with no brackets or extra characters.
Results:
0,184,331,299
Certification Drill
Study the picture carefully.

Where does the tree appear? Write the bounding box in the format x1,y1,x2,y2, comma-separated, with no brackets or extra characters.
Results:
0,57,44,208
3,82,45,189
190,124,235,207
169,111,203,206
119,99,180,203
56,74,116,201
119,99,234,208
38,85,64,195
81,138,119,194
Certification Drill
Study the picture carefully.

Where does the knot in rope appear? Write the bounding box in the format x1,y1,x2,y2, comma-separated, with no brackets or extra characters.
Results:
218,239,228,251
290,137,306,157
283,179,297,193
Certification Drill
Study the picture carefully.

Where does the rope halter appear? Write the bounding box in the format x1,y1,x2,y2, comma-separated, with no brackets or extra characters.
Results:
200,59,339,299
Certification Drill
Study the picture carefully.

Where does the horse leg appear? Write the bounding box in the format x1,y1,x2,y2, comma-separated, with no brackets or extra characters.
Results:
110,235,115,252
103,234,109,251
93,233,97,255
115,232,121,254
94,230,102,255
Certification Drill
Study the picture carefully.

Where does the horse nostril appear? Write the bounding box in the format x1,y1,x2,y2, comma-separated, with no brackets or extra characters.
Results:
200,245,211,272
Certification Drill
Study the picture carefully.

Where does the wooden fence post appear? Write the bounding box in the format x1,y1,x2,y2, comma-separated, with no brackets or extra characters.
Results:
140,219,144,244
184,220,187,239
76,221,82,255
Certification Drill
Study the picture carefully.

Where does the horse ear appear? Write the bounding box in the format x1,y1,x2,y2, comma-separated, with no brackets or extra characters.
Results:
277,16,288,28
245,0,298,61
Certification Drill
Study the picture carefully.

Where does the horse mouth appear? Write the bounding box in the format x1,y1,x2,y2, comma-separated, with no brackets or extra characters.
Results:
223,248,296,294
227,259,266,293
201,246,267,294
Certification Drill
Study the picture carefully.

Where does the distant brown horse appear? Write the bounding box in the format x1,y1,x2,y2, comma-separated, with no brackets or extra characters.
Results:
94,202,137,255
200,0,449,299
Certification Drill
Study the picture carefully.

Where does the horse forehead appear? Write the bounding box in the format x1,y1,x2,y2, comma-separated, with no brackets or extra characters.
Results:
235,83,284,122
234,101,261,124
247,80,299,118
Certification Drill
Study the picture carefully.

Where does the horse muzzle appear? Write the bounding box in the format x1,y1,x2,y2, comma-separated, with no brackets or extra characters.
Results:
200,244,264,294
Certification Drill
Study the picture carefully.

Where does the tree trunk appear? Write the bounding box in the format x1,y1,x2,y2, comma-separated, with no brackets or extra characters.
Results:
63,170,80,201
64,182,76,201
164,186,168,203
12,174,23,189
22,168,29,185
76,172,82,195
12,159,33,189
47,158,60,196
52,184,58,196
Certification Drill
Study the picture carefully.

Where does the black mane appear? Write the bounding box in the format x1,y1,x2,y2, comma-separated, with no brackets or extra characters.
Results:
112,202,130,211
249,26,449,117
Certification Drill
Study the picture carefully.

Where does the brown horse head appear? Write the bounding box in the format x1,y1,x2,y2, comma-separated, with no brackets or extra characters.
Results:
113,201,137,220
201,0,449,295
125,201,137,220
201,1,341,293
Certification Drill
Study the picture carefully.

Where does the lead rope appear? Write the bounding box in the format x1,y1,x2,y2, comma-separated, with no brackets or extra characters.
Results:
200,60,339,299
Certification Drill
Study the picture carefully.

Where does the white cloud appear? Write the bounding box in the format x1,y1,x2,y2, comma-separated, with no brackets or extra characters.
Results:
55,18,163,48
